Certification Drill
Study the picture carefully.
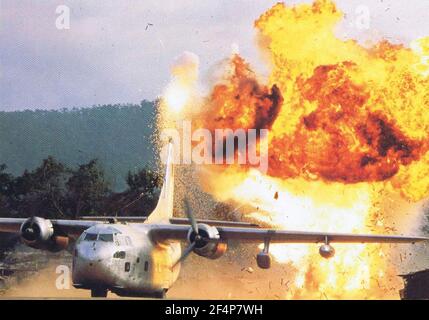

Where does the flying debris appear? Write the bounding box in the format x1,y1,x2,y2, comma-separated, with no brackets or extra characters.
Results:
145,23,153,30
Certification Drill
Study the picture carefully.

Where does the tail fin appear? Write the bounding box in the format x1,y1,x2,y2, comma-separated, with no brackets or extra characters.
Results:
147,141,175,223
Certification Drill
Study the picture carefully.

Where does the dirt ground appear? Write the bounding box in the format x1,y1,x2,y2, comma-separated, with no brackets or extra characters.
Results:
0,245,294,299
3,241,428,299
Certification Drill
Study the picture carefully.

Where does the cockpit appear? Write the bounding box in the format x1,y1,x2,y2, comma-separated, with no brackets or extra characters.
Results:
78,226,132,247
83,233,114,242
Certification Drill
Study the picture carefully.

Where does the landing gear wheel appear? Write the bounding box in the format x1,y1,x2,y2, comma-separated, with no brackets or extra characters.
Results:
154,289,167,299
91,287,108,298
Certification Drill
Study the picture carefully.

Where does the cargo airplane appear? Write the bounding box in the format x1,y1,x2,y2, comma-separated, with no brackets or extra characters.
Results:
0,142,427,298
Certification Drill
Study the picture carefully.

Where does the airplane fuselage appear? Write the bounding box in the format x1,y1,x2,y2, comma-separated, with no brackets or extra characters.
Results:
72,223,181,297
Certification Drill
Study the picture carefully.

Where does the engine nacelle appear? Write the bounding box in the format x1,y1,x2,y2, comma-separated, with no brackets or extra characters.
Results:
187,224,227,259
20,217,68,252
319,244,335,259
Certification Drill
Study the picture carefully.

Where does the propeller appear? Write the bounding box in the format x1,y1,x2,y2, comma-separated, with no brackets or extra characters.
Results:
184,198,198,235
172,241,196,268
22,216,38,241
172,198,202,269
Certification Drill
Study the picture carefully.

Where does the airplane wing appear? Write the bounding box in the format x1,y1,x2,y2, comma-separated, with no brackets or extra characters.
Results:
81,216,261,228
145,142,427,246
0,218,99,238
149,224,428,244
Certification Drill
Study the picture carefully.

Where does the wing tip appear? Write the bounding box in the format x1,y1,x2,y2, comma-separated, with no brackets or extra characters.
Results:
413,236,429,242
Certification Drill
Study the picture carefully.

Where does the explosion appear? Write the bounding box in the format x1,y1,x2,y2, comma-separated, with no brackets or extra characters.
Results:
163,51,200,116
160,0,429,299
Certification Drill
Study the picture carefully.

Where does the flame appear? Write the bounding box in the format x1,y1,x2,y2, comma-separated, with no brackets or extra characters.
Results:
253,1,429,197
197,55,283,132
200,167,403,299
162,51,200,116
197,1,429,192
164,83,190,113
160,0,429,299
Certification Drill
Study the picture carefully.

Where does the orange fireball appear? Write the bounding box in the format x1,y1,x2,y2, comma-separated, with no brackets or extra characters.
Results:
161,0,429,299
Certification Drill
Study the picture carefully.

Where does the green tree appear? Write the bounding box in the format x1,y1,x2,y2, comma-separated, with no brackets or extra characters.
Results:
0,164,12,215
5,157,70,218
107,167,162,216
0,164,12,196
66,159,110,218
126,167,161,196
33,156,69,218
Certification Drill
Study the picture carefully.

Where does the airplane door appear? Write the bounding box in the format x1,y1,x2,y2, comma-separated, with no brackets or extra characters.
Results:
111,250,126,277
112,235,126,277
123,236,137,279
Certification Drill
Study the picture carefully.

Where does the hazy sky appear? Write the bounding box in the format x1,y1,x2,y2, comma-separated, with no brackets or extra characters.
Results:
1,0,429,111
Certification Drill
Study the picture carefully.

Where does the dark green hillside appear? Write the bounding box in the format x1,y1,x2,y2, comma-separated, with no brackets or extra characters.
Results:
0,101,157,190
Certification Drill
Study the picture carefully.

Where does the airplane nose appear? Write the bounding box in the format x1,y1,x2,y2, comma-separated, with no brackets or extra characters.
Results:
79,245,105,262
78,241,114,260
73,244,115,286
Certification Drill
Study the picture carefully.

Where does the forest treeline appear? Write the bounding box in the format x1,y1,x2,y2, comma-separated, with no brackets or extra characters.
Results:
0,156,162,219
0,101,157,191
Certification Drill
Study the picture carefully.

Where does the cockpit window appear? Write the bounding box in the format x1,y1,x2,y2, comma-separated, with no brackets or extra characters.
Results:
113,251,126,259
84,233,97,241
98,234,114,242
